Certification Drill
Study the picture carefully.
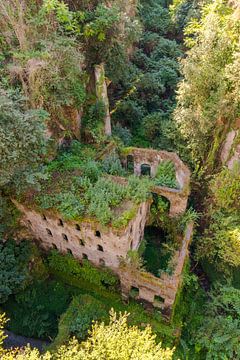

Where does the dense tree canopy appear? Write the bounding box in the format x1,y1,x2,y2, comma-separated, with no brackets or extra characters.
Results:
0,311,174,359
0,88,47,187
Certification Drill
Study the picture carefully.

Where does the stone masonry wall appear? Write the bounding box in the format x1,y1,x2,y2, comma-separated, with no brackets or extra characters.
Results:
122,148,190,216
118,222,194,314
14,200,149,269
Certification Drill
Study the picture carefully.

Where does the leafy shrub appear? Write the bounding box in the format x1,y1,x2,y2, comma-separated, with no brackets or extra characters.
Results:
3,280,72,339
0,240,31,304
112,124,132,145
196,212,240,276
194,286,240,360
69,295,107,340
154,161,177,188
102,152,125,176
211,164,240,213
127,175,153,203
0,87,47,187
47,250,118,290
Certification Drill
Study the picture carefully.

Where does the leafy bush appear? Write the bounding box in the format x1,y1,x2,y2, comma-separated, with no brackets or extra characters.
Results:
47,250,118,290
3,280,72,339
211,164,240,213
102,152,125,176
0,240,31,304
194,286,240,360
154,161,177,188
69,295,107,340
196,212,240,276
0,87,47,187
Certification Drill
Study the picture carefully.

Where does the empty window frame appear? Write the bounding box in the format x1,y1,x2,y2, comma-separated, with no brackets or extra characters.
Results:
130,286,139,298
97,244,104,252
79,239,85,246
95,230,101,238
62,233,68,241
154,295,164,304
58,219,64,227
46,228,53,236
75,224,81,231
99,258,105,266
82,253,88,260
140,163,151,176
67,248,73,255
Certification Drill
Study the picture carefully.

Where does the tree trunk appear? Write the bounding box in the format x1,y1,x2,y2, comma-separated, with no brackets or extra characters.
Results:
94,63,112,136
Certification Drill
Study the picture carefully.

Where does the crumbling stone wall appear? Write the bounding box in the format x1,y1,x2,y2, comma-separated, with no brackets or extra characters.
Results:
118,222,193,314
14,200,149,269
122,148,190,216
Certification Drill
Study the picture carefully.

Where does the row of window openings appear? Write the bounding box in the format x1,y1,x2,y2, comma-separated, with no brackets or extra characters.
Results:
46,228,104,251
130,286,164,304
51,244,105,266
41,215,101,238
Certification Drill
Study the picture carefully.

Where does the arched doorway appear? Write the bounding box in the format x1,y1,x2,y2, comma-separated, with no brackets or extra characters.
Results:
140,163,151,176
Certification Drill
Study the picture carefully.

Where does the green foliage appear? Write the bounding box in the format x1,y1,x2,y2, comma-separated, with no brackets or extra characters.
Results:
30,143,153,226
0,88,47,187
0,240,31,304
196,211,240,276
142,226,176,277
55,310,174,360
0,311,174,360
112,0,183,150
211,164,240,213
0,194,20,238
193,286,240,359
170,0,204,32
3,280,72,339
197,164,240,277
175,0,240,168
47,250,118,290
154,161,177,188
102,151,126,176
62,295,108,341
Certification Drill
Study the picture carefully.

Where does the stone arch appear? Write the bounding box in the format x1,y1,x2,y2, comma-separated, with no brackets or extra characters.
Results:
140,163,151,176
151,193,170,214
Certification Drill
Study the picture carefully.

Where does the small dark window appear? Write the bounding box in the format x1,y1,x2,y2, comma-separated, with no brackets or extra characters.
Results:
130,286,139,298
99,258,105,266
46,228,53,236
82,253,88,260
62,233,68,241
27,220,32,226
42,214,47,221
140,163,151,176
75,224,81,231
95,230,101,238
67,248,73,255
130,226,133,234
79,239,85,246
154,295,164,304
127,154,134,172
52,243,58,250
97,244,104,252
58,219,64,227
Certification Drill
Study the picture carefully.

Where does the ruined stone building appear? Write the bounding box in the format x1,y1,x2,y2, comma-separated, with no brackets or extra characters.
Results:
15,147,193,316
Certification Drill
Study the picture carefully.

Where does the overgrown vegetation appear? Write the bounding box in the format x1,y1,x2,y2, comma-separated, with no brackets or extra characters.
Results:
0,0,240,359
110,0,183,149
